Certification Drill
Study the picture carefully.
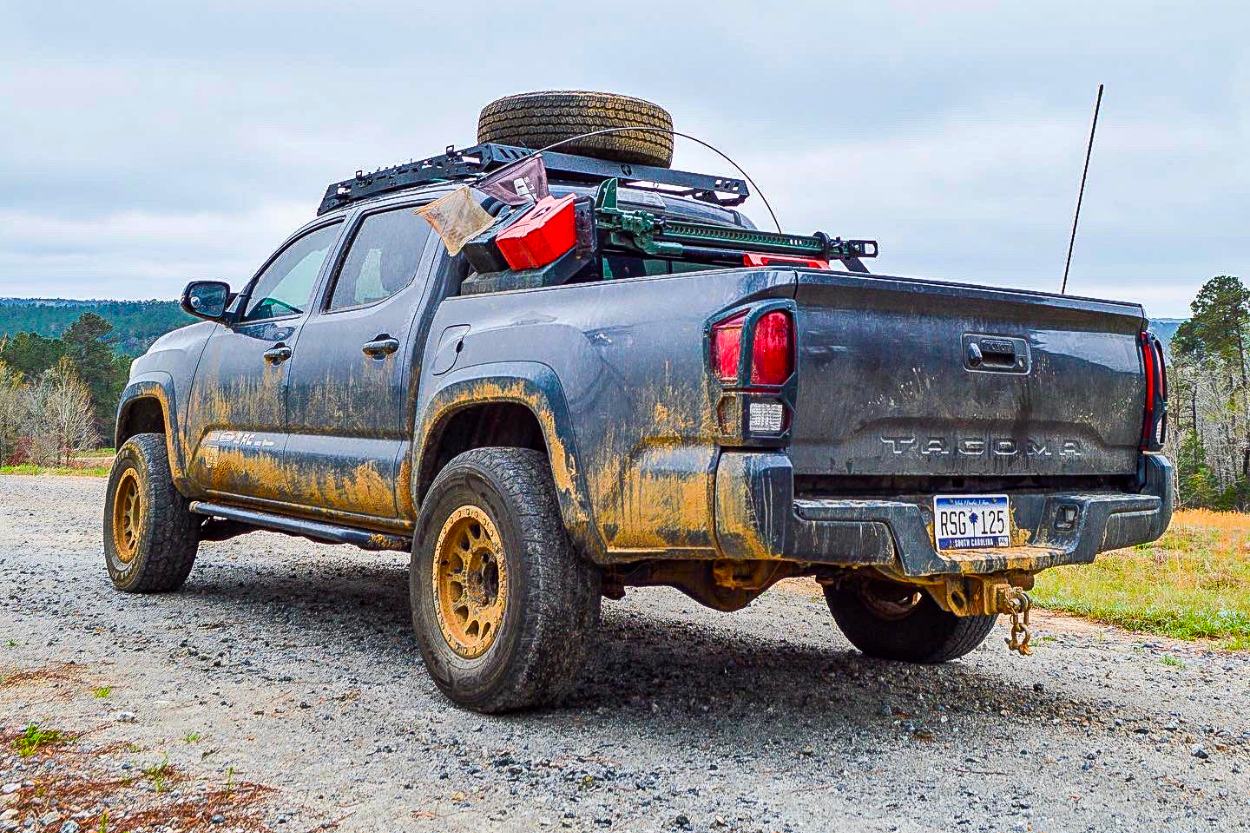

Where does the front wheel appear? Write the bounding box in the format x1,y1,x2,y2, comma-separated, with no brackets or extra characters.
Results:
410,448,601,713
824,579,997,663
103,433,199,592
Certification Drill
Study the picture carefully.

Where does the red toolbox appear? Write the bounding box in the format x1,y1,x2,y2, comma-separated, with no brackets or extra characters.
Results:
495,194,579,270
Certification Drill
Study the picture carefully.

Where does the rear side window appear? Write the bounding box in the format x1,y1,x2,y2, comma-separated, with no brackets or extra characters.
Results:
327,208,433,311
242,222,341,321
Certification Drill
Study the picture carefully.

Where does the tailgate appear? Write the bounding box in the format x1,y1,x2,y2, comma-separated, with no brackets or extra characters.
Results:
790,271,1146,478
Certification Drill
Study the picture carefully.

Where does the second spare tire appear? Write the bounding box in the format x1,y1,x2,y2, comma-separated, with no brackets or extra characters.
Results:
478,90,674,168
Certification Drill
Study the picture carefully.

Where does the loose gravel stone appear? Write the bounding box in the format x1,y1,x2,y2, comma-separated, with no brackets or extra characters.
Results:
1,475,1248,832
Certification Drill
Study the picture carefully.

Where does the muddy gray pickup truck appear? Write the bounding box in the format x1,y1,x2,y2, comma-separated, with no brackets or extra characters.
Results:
104,92,1172,712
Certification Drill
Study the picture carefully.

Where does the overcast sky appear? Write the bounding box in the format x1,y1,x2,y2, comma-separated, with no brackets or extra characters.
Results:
1,1,1245,318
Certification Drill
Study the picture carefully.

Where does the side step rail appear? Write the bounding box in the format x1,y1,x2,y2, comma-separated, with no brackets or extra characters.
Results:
189,501,410,552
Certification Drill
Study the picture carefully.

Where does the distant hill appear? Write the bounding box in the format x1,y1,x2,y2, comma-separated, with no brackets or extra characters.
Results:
1148,317,1185,361
0,298,194,356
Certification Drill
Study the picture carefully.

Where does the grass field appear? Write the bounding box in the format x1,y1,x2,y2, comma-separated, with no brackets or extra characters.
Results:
0,463,111,477
0,449,115,477
1034,508,1250,650
75,447,115,458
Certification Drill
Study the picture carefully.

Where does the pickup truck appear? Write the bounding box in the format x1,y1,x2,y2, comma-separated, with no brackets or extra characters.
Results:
103,92,1172,713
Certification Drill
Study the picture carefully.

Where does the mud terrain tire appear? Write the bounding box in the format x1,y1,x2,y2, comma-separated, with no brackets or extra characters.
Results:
103,433,199,592
410,448,601,713
477,90,674,168
825,580,998,663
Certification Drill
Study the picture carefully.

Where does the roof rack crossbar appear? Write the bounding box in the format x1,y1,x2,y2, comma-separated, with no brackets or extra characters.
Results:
317,143,750,215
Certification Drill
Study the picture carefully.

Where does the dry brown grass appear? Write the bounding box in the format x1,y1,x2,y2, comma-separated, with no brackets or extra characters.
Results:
0,723,274,832
1034,509,1250,649
1171,507,1250,532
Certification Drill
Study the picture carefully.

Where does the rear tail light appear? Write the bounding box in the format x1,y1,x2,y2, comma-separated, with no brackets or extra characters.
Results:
750,311,794,385
710,308,796,440
1139,331,1167,450
710,312,747,383
710,310,794,386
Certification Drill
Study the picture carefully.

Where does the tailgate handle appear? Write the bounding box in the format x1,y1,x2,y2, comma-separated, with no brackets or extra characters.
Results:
974,338,1016,366
964,335,1029,373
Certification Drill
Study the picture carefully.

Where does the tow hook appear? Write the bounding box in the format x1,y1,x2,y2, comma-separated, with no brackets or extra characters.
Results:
996,585,1033,656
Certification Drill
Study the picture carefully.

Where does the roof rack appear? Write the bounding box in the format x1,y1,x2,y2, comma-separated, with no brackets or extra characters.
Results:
317,143,750,216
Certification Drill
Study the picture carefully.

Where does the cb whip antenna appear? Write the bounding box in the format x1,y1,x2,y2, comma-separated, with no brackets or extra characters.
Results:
1061,83,1104,294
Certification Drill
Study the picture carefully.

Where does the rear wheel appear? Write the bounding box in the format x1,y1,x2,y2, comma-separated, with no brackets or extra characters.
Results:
410,448,601,713
824,579,997,663
103,433,199,592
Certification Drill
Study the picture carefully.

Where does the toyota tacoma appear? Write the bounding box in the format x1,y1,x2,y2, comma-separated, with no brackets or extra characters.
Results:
103,91,1173,712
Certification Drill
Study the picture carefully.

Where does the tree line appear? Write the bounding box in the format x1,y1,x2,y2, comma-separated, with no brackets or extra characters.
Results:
0,313,129,465
1167,275,1250,509
0,299,191,356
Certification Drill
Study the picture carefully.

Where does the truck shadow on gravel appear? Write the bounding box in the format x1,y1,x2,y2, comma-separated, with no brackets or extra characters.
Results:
171,556,1156,737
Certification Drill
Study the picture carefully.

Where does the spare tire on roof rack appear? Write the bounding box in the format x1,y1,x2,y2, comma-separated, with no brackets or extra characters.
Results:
477,91,674,169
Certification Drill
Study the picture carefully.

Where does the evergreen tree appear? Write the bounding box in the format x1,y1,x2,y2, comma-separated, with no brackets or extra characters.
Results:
62,313,128,433
1170,274,1250,507
0,331,66,379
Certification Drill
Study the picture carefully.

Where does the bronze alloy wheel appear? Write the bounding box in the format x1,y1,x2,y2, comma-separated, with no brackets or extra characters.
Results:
432,505,508,659
409,447,602,711
103,433,200,593
111,469,143,564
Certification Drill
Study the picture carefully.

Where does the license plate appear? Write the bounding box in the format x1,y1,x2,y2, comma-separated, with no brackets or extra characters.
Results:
933,494,1010,550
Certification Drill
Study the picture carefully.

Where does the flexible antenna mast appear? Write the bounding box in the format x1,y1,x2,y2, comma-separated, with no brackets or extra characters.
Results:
1061,84,1104,294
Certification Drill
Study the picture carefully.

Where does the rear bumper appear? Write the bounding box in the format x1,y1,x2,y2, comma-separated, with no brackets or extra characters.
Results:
714,453,1174,577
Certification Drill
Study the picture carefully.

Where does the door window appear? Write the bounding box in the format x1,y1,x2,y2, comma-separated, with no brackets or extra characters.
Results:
241,223,342,321
326,208,433,311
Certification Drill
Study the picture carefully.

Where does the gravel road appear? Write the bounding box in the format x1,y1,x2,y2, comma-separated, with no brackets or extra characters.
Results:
1,475,1248,832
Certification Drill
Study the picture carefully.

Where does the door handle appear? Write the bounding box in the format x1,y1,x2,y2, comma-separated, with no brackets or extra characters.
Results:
362,335,399,358
263,343,292,364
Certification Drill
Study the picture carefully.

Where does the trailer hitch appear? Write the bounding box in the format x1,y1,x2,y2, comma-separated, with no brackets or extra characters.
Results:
927,574,1035,657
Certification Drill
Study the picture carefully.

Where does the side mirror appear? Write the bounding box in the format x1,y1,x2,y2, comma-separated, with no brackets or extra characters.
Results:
181,280,232,321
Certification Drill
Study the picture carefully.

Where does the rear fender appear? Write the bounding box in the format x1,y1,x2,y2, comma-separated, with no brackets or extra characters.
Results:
412,361,603,560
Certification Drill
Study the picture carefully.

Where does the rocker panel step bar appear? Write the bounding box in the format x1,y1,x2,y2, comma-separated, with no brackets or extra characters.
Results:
189,501,410,552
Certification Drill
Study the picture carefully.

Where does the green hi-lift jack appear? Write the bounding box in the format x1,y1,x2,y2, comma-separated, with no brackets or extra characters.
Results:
592,178,877,269
462,178,878,295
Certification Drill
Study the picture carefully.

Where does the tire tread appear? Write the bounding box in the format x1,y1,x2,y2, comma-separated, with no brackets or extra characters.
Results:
478,91,673,168
411,447,600,713
104,433,198,593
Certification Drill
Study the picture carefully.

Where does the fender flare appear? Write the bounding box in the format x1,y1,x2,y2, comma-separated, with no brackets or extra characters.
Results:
115,373,189,489
412,361,604,561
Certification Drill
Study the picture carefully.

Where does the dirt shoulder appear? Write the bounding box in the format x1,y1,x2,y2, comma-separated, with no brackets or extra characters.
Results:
2,476,1248,832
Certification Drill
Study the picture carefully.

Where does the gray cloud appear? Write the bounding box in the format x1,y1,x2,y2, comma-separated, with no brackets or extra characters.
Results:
1,1,1244,317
